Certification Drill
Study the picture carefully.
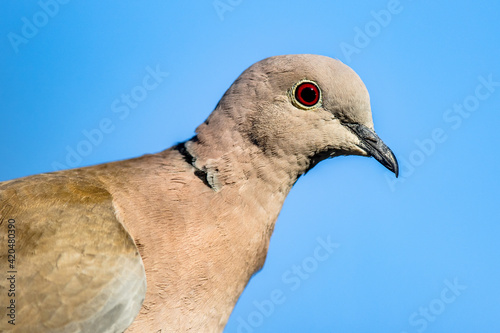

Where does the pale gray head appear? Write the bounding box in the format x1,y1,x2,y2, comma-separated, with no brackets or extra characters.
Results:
195,54,398,178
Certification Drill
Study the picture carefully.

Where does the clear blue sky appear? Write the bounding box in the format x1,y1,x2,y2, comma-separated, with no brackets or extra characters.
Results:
1,1,499,332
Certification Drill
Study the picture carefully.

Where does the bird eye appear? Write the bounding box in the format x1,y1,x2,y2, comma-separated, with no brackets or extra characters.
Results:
291,80,321,109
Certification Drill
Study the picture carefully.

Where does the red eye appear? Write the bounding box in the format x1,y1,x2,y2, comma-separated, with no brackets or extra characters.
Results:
294,81,321,108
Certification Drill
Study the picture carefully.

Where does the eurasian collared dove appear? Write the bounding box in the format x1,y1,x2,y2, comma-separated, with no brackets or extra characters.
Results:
0,54,398,332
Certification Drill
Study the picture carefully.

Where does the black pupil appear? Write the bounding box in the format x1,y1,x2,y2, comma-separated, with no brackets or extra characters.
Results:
300,86,317,104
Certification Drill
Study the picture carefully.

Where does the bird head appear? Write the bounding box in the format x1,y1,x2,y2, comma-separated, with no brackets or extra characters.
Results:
196,54,398,178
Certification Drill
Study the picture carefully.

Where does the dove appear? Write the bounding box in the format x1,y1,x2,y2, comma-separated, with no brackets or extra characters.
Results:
0,54,398,332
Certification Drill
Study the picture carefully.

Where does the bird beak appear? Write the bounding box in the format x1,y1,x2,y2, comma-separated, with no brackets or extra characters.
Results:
344,123,399,178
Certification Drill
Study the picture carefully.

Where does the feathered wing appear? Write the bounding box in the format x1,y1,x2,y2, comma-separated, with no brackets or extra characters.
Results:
0,173,146,333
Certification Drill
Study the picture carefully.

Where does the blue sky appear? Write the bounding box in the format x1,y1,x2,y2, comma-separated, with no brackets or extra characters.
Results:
1,1,499,332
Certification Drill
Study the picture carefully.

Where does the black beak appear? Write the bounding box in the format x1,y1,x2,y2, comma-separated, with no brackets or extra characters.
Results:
344,123,399,178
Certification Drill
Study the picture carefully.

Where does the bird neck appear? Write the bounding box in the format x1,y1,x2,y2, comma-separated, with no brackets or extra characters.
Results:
119,122,319,331
182,129,308,199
